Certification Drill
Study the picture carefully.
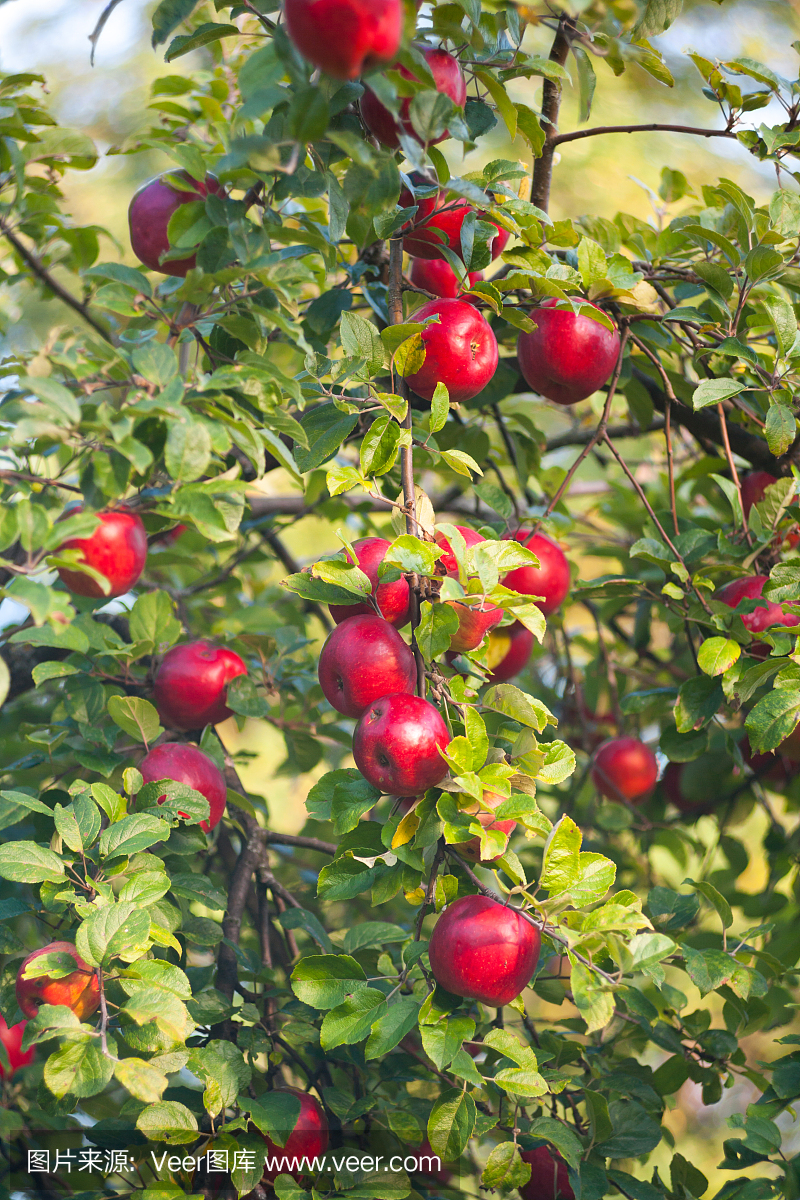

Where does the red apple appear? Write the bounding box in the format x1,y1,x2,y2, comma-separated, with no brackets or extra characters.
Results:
353,692,450,793
520,1146,574,1200
261,1088,329,1183
516,297,621,406
591,737,658,804
451,790,516,863
502,531,571,616
403,200,507,261
360,48,466,148
717,575,800,636
0,1016,34,1078
410,257,483,299
318,614,416,717
428,894,540,1006
446,600,504,652
57,508,147,600
129,172,222,277
283,0,401,79
16,942,100,1021
328,537,411,627
404,298,498,404
486,622,534,682
139,742,227,833
154,640,247,730
415,1139,452,1184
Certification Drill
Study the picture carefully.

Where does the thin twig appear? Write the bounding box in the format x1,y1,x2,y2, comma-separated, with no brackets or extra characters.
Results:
551,122,736,147
0,217,113,343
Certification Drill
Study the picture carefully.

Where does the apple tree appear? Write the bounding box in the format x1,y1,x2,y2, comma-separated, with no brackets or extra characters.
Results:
0,1,800,1198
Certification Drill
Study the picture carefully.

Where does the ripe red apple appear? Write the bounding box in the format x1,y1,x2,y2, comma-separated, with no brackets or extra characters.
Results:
516,298,621,406
404,298,498,404
428,894,540,1007
154,640,247,730
353,692,450,793
0,1016,34,1078
452,790,516,863
502,530,571,616
410,257,483,299
360,48,466,148
318,614,416,717
261,1088,329,1183
139,742,227,833
486,622,534,682
415,1139,452,1185
591,737,658,804
403,200,507,261
520,1146,574,1200
283,0,401,79
446,600,504,652
717,575,800,636
328,537,411,627
129,172,222,277
57,508,147,600
16,942,100,1021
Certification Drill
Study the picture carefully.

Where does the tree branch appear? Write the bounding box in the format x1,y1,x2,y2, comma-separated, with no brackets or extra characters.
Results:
531,13,575,212
0,218,114,344
265,831,336,855
551,122,737,148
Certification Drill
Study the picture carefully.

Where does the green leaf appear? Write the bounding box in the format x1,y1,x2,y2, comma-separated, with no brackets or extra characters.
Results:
529,1116,583,1169
633,0,683,39
107,696,163,747
340,311,385,375
697,636,741,676
474,69,517,139
675,675,723,732
276,907,333,953
421,1017,475,1069
165,21,238,60
598,1100,661,1157
683,945,735,995
516,103,545,156
540,815,581,895
76,902,150,968
692,379,746,409
427,1089,476,1164
114,1057,169,1102
417,600,460,659
45,1036,117,1098
763,295,797,356
295,405,359,473
169,872,227,911
129,591,182,654
481,1142,530,1190
290,955,367,1009
766,403,796,456
573,45,596,122
165,419,212,482
99,814,170,859
482,684,554,732
430,381,450,434
441,448,484,478
745,687,800,753
685,877,733,929
136,1100,198,1144
364,997,420,1059
570,959,614,1033
321,988,386,1050
0,842,65,883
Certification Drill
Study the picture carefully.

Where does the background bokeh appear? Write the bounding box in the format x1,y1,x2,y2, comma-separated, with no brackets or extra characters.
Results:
2,0,800,1190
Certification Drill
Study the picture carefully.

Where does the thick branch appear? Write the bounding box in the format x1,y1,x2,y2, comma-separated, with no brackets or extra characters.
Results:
265,831,336,855
551,123,737,148
0,218,114,344
531,14,574,213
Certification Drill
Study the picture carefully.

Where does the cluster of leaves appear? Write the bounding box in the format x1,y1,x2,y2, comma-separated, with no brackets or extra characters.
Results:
3,0,800,1198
